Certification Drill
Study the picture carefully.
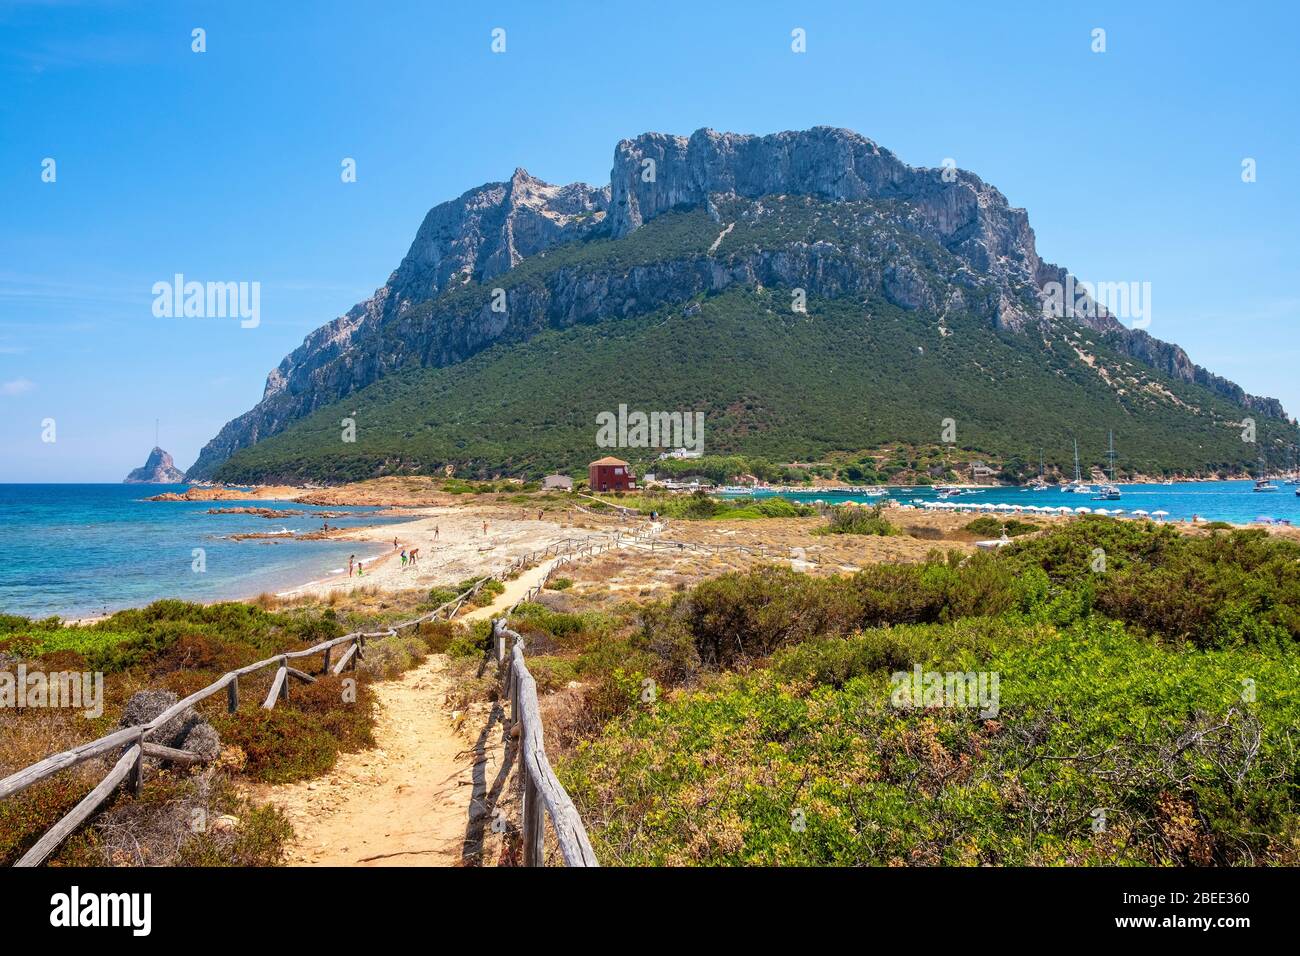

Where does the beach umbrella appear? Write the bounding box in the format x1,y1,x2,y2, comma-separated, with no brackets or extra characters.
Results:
1092,508,1110,516
1074,506,1092,514
1131,509,1149,516
1056,506,1073,514
1152,510,1169,521
980,502,996,511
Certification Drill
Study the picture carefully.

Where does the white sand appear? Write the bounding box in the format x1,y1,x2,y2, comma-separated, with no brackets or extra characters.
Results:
275,504,634,600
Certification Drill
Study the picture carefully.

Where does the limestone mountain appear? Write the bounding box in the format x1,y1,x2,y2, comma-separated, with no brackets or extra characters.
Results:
123,447,186,484
188,127,1291,483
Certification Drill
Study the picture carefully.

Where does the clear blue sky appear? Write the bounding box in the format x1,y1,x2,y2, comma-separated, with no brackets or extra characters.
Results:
2,0,1297,481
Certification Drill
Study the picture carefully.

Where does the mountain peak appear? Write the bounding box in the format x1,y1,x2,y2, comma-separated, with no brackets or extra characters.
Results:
187,125,1290,481
124,447,186,484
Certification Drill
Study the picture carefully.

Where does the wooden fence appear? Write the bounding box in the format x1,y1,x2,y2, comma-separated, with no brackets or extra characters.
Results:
507,533,635,612
0,575,493,867
493,618,598,866
3,524,705,868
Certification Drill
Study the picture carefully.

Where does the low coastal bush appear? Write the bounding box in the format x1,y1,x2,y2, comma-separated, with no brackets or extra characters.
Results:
0,597,403,865
545,519,1300,866
812,503,897,536
622,492,816,521
1007,520,1300,647
963,516,1037,538
210,674,376,784
560,618,1299,866
359,633,428,678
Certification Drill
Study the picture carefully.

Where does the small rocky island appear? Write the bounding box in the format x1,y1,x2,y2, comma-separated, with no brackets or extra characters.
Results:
123,447,187,483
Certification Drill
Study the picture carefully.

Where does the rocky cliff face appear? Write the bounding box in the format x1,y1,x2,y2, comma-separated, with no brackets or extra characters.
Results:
187,127,1287,479
124,447,186,484
189,170,608,476
609,127,1043,322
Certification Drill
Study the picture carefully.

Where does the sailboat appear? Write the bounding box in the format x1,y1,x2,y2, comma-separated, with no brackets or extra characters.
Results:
1093,431,1122,500
1062,439,1094,493
1253,452,1279,492
1028,450,1050,490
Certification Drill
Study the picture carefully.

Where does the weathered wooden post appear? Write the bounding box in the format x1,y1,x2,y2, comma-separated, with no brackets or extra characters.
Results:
227,675,239,713
522,770,544,866
129,730,145,795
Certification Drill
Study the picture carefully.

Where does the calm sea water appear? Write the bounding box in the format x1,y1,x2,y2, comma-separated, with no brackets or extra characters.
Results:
720,480,1300,524
0,485,405,620
2,480,1295,620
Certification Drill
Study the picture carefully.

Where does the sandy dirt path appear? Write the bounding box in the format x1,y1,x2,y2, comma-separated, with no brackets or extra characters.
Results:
253,653,501,867
461,557,565,623
254,529,663,866
252,559,577,866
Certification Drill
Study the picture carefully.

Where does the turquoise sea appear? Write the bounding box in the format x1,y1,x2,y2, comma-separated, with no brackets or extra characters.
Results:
0,485,405,620
718,480,1300,525
1,480,1295,621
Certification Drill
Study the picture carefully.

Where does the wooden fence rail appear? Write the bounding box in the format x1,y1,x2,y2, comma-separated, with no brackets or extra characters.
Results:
493,619,598,867
4,526,671,867
1,573,495,867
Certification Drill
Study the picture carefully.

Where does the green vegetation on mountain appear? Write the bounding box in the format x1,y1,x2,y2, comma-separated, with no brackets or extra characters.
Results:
215,282,1291,484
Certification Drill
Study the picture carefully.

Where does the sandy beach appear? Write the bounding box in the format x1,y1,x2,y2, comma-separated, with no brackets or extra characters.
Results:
271,499,645,601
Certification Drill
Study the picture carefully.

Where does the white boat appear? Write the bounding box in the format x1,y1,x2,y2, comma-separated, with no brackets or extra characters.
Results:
1092,431,1122,500
1062,439,1094,493
1253,453,1279,492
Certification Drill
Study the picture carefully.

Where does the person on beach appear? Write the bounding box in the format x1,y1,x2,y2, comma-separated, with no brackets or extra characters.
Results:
434,525,440,540
394,537,399,550
400,549,407,567
348,554,355,577
409,547,419,565
482,521,488,536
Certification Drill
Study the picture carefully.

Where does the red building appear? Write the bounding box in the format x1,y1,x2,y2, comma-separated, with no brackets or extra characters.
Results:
589,456,634,492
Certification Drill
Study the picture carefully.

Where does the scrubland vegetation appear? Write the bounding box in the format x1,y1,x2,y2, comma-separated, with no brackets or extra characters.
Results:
5,517,1298,868
0,590,484,866
497,519,1300,865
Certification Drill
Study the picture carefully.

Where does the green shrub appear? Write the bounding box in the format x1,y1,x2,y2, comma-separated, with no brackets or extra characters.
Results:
813,503,897,536
359,633,428,678
963,516,1037,538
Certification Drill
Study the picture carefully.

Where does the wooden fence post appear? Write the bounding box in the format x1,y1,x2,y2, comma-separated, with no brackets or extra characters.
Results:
522,770,545,866
129,731,145,795
227,676,238,713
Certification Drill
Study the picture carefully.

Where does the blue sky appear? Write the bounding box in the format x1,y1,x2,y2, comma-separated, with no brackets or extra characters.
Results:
1,0,1297,481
